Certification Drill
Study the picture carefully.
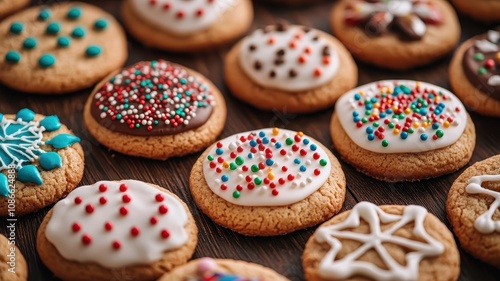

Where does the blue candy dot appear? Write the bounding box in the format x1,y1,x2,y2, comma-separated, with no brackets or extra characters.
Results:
303,139,310,145
9,22,23,34
275,142,282,149
368,134,375,141
310,144,317,151
380,112,386,118
67,6,82,19
247,153,253,159
259,131,265,137
266,159,274,166
215,148,223,155
294,158,301,164
221,175,229,182
352,111,359,117
420,134,428,141
85,45,101,57
366,127,374,134
432,123,439,130
94,18,108,30
38,8,51,21
57,36,71,47
419,108,427,115
262,137,269,144
5,50,21,63
354,93,361,100
353,116,360,122
16,108,35,121
46,22,61,35
300,165,306,172
71,26,86,38
38,53,56,68
23,37,37,49
249,140,257,147
400,132,408,140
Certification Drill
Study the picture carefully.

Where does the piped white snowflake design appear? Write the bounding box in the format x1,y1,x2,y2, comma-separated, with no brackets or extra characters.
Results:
315,202,444,281
466,175,500,234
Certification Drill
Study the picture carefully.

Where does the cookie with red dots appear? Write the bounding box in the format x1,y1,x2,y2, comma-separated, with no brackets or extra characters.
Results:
450,0,500,22
0,233,28,281
331,80,476,182
0,2,127,94
0,0,29,18
121,0,253,52
331,0,460,70
225,22,357,113
37,180,198,281
83,60,226,160
190,128,346,236
158,257,289,281
449,29,500,117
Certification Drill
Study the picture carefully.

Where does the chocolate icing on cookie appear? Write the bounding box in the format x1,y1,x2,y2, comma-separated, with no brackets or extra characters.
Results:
344,0,443,40
90,60,215,136
462,29,500,102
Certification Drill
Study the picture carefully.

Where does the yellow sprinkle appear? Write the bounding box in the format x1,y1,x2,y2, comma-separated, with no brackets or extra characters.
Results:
444,121,450,128
392,105,398,111
359,90,365,96
422,122,428,128
222,161,229,169
272,127,279,135
372,111,378,117
268,172,275,180
387,87,393,94
374,103,380,109
496,52,500,63
434,96,440,102
393,129,400,135
416,81,421,88
404,108,411,114
413,122,420,128
297,131,304,137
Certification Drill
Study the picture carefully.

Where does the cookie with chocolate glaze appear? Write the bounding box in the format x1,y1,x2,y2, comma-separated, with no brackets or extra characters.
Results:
450,0,500,22
0,0,29,18
449,29,500,117
121,0,253,52
83,60,226,160
331,0,460,70
225,22,357,113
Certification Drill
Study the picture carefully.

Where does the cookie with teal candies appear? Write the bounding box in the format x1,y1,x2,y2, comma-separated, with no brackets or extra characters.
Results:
0,0,29,18
0,2,127,94
0,108,84,216
331,80,476,182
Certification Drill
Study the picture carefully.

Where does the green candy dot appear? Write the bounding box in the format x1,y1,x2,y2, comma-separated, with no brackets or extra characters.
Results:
388,122,394,129
94,18,108,30
229,163,237,170
319,159,327,167
38,53,55,68
478,67,488,75
57,36,71,47
382,140,389,147
71,26,86,38
285,138,293,145
66,6,82,19
361,117,368,123
180,78,187,85
251,164,259,173
5,51,21,63
46,22,60,35
23,37,37,49
407,128,414,134
436,130,444,138
373,122,379,128
254,177,262,185
232,191,240,199
473,53,484,61
207,155,214,161
38,8,51,21
9,22,23,34
85,45,101,57
235,156,244,165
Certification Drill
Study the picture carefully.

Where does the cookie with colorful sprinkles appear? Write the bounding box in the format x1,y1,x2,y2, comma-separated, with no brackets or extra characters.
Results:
159,257,289,281
446,155,500,268
190,128,346,236
331,0,460,70
0,0,29,18
449,29,500,117
331,80,475,182
225,22,357,113
0,233,28,281
121,0,253,52
0,108,84,216
84,60,226,160
0,2,127,94
302,201,460,281
37,180,198,281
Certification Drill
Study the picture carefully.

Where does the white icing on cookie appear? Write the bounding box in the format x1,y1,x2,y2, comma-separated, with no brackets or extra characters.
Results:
315,201,444,280
130,0,237,35
239,24,339,91
45,180,189,268
335,80,467,153
202,128,331,206
466,175,500,234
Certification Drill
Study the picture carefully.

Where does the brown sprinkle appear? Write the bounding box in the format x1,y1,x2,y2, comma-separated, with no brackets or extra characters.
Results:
269,70,276,78
274,58,284,66
254,61,262,70
289,69,297,78
249,44,257,51
322,46,330,56
276,49,285,56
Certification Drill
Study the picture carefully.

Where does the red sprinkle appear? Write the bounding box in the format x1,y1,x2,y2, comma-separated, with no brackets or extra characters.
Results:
112,240,121,250
120,206,128,216
85,204,94,214
130,226,140,237
150,216,158,225
122,194,131,203
161,229,170,239
119,184,128,192
155,194,164,202
72,223,81,232
159,204,168,214
82,234,92,245
104,221,113,231
99,184,107,192
74,197,82,204
99,196,107,205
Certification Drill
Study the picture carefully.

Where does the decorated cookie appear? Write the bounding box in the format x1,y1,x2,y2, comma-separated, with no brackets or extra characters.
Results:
0,0,29,18
449,29,500,117
331,80,476,182
0,233,28,281
447,155,500,267
84,60,226,160
331,0,460,70
225,22,357,113
0,2,127,94
450,0,500,22
303,202,460,280
190,128,346,236
159,257,289,281
121,0,253,52
0,108,84,216
37,180,198,281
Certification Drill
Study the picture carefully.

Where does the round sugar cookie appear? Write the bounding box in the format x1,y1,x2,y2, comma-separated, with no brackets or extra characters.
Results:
37,180,198,281
0,108,84,216
0,233,28,281
0,0,29,18
450,0,500,22
331,80,475,182
190,128,346,236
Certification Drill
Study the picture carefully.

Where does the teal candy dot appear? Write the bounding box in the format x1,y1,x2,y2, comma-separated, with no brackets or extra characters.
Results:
71,26,86,38
46,22,61,35
9,22,23,34
23,37,37,49
38,8,51,21
38,53,56,68
0,113,3,122
67,6,82,19
0,174,9,197
39,115,61,131
45,134,80,149
17,165,43,185
5,50,21,63
16,108,35,121
85,45,101,57
94,18,108,30
57,36,71,47
39,152,62,170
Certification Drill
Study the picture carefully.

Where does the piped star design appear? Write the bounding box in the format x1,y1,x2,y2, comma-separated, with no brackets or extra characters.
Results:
466,175,500,234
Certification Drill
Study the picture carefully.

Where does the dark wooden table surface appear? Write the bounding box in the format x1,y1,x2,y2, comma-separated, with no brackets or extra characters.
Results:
1,0,500,280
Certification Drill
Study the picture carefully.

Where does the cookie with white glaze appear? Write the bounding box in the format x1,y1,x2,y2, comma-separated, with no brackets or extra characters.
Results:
449,29,500,117
0,2,127,94
450,0,500,22
331,80,475,182
303,201,460,281
158,257,289,281
83,60,226,160
121,0,253,52
331,0,460,70
0,233,28,281
0,0,29,18
37,180,198,281
447,155,500,268
225,22,357,113
190,128,346,236
0,108,84,216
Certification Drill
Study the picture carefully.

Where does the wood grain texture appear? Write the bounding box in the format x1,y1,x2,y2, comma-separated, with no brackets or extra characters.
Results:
0,0,499,280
